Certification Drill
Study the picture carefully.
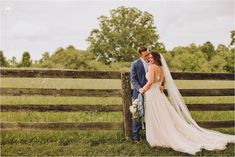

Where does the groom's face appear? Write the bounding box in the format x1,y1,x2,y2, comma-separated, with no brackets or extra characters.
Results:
141,51,149,61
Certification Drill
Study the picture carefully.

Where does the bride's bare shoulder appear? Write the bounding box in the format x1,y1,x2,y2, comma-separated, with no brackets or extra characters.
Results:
148,64,156,69
154,65,161,70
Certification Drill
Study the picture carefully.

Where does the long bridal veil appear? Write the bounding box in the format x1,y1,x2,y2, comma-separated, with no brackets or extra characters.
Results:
159,53,234,141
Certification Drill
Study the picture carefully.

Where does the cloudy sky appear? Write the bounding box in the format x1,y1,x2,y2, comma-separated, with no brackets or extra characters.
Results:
0,0,234,60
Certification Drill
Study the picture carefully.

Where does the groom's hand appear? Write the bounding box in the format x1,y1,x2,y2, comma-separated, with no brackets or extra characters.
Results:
160,86,164,93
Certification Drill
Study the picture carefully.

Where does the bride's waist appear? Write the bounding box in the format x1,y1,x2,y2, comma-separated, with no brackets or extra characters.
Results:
149,82,161,89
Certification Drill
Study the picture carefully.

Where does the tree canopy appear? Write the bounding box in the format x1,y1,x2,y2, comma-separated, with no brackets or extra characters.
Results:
0,51,9,67
18,52,32,67
87,6,165,64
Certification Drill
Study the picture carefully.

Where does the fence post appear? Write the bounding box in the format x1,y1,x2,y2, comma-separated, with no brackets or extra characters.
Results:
121,72,132,139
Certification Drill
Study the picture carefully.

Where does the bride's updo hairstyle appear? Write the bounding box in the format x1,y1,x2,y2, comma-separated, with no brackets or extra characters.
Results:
151,51,162,66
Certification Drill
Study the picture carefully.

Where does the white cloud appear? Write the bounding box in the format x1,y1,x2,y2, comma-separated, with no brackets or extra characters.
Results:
7,21,49,40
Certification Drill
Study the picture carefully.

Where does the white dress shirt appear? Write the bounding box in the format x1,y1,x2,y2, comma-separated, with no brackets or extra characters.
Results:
141,58,148,73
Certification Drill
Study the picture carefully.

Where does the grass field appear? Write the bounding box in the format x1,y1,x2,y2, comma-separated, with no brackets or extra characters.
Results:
0,78,234,156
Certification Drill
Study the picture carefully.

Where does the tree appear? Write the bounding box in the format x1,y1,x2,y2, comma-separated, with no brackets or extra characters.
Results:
170,48,208,72
18,51,32,67
39,52,50,64
216,44,229,53
230,30,235,47
224,50,234,73
200,41,215,60
9,56,18,67
212,44,234,73
0,50,9,67
36,45,95,69
87,6,165,64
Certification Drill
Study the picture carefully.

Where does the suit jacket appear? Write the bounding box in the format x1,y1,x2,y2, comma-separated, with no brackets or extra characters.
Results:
130,59,148,99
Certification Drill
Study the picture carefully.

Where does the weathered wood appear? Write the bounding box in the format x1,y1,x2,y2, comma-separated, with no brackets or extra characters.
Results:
0,104,123,112
0,69,234,133
186,103,234,111
2,88,233,97
1,68,234,80
176,88,235,96
0,122,123,130
0,68,121,79
121,72,132,139
131,88,234,97
171,72,234,80
1,103,233,112
0,88,122,97
197,120,234,128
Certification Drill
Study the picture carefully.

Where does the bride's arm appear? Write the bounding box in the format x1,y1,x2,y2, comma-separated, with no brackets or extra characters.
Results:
140,65,155,93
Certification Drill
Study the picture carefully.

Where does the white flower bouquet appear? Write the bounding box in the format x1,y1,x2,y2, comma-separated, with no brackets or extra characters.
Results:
129,94,145,128
129,99,140,119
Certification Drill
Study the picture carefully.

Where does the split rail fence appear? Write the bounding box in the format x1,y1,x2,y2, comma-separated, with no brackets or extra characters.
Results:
0,68,234,138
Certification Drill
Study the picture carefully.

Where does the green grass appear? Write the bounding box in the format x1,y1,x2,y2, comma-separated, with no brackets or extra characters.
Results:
1,130,234,156
0,96,122,105
1,78,234,89
0,78,122,89
0,78,234,156
0,111,234,123
0,112,123,122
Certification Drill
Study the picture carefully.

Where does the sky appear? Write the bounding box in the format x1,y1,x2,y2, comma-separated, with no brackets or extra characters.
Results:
0,0,234,60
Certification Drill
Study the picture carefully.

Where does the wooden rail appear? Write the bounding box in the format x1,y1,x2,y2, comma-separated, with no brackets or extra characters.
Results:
0,68,121,79
1,121,233,131
1,68,233,80
0,88,122,97
1,88,233,97
0,103,234,112
0,68,234,138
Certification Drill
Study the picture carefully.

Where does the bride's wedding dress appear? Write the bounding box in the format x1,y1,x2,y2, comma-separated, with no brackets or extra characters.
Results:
144,55,235,155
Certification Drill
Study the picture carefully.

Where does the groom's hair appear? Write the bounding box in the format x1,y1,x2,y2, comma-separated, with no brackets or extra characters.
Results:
138,46,148,54
151,51,162,66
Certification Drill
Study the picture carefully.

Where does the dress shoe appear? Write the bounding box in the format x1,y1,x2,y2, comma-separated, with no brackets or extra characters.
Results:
133,140,140,144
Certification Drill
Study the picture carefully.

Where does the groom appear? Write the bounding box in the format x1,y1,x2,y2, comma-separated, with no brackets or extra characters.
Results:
130,46,149,143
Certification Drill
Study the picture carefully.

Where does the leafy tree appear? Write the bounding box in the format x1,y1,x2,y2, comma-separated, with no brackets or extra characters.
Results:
230,30,235,47
169,43,234,73
0,50,9,67
222,49,234,73
208,54,226,72
18,51,32,67
216,44,229,53
39,52,50,64
9,56,18,67
200,41,215,60
37,45,95,70
169,44,210,72
212,44,234,73
87,6,165,63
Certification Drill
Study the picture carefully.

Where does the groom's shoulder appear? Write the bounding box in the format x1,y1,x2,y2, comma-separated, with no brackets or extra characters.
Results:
132,59,141,66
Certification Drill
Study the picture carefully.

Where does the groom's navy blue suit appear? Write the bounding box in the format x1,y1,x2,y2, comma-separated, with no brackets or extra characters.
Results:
130,59,148,140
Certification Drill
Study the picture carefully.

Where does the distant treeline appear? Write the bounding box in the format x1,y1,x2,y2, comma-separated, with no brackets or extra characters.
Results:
0,41,234,73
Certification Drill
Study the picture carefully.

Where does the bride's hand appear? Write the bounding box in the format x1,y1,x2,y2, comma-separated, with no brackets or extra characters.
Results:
139,88,145,94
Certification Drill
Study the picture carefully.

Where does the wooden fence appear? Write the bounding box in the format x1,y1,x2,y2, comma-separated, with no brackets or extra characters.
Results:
0,68,234,138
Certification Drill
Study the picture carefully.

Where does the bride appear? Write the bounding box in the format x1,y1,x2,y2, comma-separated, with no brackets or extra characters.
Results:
139,51,235,155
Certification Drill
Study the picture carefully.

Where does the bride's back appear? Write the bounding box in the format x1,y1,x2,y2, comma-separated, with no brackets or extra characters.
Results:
146,64,164,85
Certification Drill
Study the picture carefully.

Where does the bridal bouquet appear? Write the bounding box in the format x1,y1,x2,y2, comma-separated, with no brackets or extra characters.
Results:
129,94,145,129
129,99,141,118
